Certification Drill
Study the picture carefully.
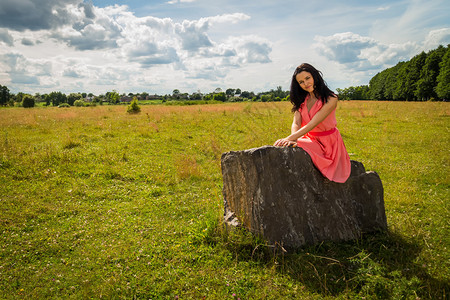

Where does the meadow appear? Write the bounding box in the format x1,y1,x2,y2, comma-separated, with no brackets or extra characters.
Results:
0,101,448,299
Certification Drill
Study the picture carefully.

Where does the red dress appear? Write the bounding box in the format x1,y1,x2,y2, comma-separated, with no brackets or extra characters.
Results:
297,96,351,183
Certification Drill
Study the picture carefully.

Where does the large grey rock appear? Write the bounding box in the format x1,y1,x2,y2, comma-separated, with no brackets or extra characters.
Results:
221,146,387,248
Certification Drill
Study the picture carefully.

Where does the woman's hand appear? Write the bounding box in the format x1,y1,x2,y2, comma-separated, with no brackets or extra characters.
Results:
274,138,297,147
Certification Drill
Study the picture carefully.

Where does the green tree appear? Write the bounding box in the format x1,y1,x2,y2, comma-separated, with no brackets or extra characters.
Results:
370,72,386,100
73,100,85,107
416,46,446,100
127,96,141,114
67,93,82,106
34,93,42,103
226,88,235,98
436,46,450,100
261,94,272,102
172,89,180,99
140,92,149,100
393,62,409,100
0,85,10,106
48,91,67,106
22,94,35,108
106,90,120,104
190,92,202,100
43,94,51,106
240,91,251,99
395,51,426,100
383,63,403,100
213,92,226,102
14,92,26,104
272,86,287,98
336,88,345,99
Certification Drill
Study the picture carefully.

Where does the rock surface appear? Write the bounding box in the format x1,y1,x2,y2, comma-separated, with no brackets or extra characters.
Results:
221,146,387,248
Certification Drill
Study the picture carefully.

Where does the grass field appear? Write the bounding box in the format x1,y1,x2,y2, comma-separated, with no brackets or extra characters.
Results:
0,101,448,299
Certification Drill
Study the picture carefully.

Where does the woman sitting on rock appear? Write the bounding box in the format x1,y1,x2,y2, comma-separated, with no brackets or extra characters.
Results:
274,63,351,183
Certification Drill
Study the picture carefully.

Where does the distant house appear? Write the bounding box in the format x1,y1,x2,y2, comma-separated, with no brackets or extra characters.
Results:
148,94,162,100
120,96,133,102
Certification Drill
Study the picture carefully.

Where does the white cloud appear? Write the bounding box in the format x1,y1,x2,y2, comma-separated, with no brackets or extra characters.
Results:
312,29,447,72
0,53,53,85
63,68,83,78
0,0,92,31
423,28,450,50
201,13,251,25
228,35,272,64
175,19,213,51
314,32,377,65
167,0,197,4
50,3,123,50
21,38,34,46
376,6,390,11
358,42,418,66
0,29,14,46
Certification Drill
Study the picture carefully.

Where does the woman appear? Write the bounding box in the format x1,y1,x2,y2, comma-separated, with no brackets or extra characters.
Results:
274,63,351,183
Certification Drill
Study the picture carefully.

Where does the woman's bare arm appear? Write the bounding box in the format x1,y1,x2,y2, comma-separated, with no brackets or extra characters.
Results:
291,110,301,134
274,96,338,146
287,96,337,141
274,109,301,146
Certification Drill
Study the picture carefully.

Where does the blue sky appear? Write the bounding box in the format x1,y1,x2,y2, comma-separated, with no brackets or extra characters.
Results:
0,0,449,95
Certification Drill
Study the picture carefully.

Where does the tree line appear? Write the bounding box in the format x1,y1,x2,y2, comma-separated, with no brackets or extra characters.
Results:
337,44,449,101
0,86,290,108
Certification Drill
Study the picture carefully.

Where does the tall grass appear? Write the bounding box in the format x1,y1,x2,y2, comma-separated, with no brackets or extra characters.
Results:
0,101,448,299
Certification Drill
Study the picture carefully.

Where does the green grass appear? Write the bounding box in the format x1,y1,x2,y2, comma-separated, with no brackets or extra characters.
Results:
0,101,448,299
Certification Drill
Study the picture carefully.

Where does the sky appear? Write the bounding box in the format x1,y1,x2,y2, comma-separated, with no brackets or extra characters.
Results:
0,0,449,96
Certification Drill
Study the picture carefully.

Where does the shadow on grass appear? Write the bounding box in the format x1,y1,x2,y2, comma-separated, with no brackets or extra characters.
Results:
206,225,449,299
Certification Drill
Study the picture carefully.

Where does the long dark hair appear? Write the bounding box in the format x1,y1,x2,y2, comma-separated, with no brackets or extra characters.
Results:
290,63,336,112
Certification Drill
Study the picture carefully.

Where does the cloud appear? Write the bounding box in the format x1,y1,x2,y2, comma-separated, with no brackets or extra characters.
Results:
376,6,390,11
50,4,123,50
314,28,450,73
313,32,422,71
186,64,227,81
79,1,96,19
180,35,272,83
358,42,419,66
173,14,250,52
21,38,34,46
117,11,255,69
63,68,83,78
0,29,14,46
202,13,251,25
198,45,237,58
0,0,86,31
1,53,41,85
175,19,212,51
423,28,450,50
232,36,272,63
167,0,197,4
52,22,121,50
314,32,377,65
133,47,181,66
